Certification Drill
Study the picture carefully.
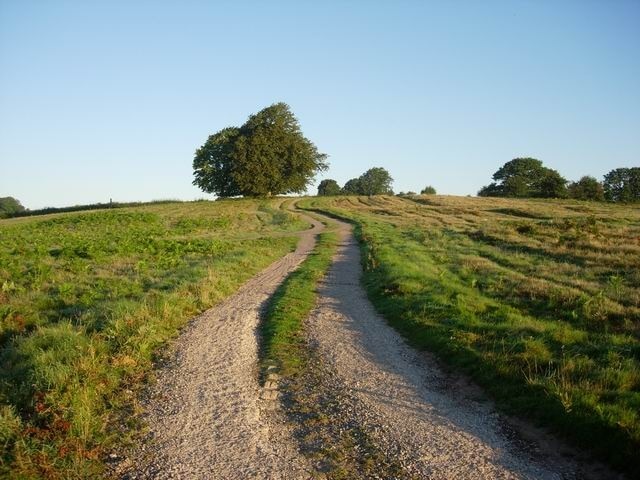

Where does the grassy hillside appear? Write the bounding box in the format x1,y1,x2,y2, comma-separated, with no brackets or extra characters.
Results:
300,195,640,476
0,199,306,478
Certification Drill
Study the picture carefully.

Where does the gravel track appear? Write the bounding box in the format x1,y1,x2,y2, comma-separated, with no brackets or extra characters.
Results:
121,215,322,479
306,218,604,480
121,210,617,480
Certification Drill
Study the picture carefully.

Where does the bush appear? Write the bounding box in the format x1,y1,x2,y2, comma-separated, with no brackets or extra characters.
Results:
317,179,341,196
0,197,25,218
568,176,604,201
603,168,640,202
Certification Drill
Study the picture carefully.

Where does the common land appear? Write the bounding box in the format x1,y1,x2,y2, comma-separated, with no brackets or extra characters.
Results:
0,195,638,478
0,199,306,477
301,194,640,476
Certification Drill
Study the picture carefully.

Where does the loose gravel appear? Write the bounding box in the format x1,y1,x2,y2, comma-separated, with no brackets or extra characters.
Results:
118,211,620,480
119,216,322,480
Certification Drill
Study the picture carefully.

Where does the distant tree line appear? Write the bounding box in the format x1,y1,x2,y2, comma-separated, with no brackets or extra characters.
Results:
318,167,394,196
396,186,436,197
0,198,189,219
478,158,639,202
318,170,438,197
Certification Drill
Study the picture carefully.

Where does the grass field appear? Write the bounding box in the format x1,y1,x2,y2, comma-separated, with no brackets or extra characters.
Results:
0,199,306,478
300,195,640,475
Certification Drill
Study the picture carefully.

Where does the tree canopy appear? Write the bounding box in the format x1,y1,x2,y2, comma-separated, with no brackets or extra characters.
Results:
603,168,640,203
342,178,362,195
193,103,328,197
421,185,436,195
358,167,394,195
568,176,604,201
317,179,341,196
314,168,395,196
478,158,567,198
0,197,26,218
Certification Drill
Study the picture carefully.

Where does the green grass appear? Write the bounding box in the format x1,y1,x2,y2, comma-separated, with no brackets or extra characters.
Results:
261,228,338,376
0,198,307,478
300,194,640,477
259,219,406,479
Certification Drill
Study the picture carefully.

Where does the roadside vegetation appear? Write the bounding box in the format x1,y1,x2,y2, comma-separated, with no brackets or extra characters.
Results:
261,226,338,377
300,194,640,476
260,217,405,478
0,199,306,478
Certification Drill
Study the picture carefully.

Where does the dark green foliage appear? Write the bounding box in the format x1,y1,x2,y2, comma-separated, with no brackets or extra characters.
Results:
342,178,363,195
478,158,568,198
538,169,569,198
0,197,26,218
341,168,394,196
420,186,436,195
193,128,243,197
192,103,328,197
317,179,342,196
603,167,640,203
568,176,605,201
359,167,394,195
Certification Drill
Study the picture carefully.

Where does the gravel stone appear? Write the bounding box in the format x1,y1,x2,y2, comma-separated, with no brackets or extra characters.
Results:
120,215,323,479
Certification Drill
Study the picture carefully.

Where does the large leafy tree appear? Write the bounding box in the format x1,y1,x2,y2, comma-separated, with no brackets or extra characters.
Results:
478,158,567,198
317,179,341,196
359,167,394,195
0,197,26,218
342,178,362,195
568,176,605,201
341,168,394,195
193,103,328,197
603,167,640,202
192,127,242,198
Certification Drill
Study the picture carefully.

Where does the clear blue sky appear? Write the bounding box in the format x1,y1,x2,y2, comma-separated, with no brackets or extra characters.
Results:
1,1,639,209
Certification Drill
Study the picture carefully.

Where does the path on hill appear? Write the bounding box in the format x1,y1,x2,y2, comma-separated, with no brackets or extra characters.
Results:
119,208,614,480
120,213,322,479
304,217,607,480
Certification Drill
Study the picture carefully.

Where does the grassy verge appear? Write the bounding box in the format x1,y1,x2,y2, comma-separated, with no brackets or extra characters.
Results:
261,228,338,376
0,199,305,478
260,216,407,479
299,195,640,477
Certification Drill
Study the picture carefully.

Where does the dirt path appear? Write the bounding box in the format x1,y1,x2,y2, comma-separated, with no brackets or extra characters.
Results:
121,210,615,480
305,218,601,480
121,215,322,479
